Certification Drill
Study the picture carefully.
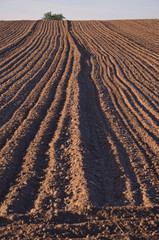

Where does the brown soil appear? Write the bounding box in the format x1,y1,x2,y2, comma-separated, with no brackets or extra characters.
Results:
0,19,158,239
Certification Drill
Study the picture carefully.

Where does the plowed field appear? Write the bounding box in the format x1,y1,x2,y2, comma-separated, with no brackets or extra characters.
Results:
0,19,159,239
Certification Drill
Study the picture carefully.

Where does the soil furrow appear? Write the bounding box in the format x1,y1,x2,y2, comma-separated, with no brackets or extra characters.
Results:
97,21,159,66
32,21,90,214
70,20,159,205
0,23,61,150
78,21,159,97
69,21,144,206
0,21,34,48
104,55,159,148
0,24,50,106
0,20,158,238
99,55,159,179
102,20,159,54
0,22,70,203
0,21,38,57
72,21,159,127
0,24,62,128
0,21,47,81
78,21,159,109
0,34,73,214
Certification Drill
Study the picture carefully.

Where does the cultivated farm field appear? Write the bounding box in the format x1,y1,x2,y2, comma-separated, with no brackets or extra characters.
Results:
0,19,159,239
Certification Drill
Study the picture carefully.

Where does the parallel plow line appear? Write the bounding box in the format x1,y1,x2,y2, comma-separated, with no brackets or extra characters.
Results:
0,21,35,48
70,20,159,206
0,21,38,56
0,22,61,129
101,19,159,54
0,21,47,81
0,21,67,207
70,21,144,207
0,21,50,106
0,20,158,222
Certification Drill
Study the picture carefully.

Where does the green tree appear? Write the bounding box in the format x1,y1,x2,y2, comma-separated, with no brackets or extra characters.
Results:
42,11,65,20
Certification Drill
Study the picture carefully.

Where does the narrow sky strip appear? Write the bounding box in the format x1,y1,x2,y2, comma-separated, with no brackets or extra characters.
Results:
0,0,159,20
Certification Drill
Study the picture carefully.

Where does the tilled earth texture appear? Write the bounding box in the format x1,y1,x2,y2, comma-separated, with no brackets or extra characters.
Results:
0,19,159,239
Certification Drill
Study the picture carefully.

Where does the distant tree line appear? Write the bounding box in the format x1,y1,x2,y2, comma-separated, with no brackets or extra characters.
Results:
42,11,65,20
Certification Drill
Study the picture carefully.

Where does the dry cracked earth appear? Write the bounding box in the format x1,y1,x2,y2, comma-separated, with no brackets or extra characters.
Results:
0,19,159,239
